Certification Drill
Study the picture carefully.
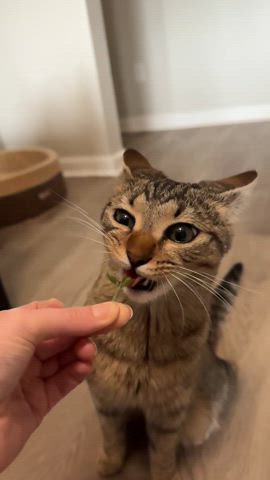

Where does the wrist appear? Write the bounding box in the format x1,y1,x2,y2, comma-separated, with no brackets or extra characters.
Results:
0,411,16,472
0,401,34,473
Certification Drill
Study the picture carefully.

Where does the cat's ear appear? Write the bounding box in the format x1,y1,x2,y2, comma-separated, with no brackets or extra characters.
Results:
123,149,158,177
212,170,258,218
213,170,258,192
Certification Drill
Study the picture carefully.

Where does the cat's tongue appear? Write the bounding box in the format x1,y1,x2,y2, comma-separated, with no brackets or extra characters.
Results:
124,269,143,288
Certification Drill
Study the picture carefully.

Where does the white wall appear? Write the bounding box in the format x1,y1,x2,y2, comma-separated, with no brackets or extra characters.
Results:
0,0,122,175
102,0,270,131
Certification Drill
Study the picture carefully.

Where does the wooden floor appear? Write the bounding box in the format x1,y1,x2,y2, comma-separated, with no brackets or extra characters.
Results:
1,122,270,480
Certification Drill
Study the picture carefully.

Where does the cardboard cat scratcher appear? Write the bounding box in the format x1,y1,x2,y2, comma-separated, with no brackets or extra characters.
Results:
0,147,66,226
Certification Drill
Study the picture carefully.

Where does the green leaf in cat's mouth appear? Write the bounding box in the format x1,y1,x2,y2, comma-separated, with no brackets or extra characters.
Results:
107,273,133,301
107,273,133,287
107,271,156,300
107,273,120,285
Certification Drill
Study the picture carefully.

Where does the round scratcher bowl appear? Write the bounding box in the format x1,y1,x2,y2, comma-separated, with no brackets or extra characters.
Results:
0,147,66,226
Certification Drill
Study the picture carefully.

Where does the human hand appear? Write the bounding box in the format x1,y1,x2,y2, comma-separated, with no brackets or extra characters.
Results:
0,299,132,472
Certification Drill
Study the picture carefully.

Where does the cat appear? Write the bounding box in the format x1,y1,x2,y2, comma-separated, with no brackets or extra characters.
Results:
85,149,257,480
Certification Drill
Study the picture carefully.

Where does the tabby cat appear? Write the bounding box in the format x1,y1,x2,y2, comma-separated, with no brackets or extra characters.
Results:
86,149,257,480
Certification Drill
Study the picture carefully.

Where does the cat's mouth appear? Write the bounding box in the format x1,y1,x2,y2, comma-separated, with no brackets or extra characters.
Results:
123,269,157,292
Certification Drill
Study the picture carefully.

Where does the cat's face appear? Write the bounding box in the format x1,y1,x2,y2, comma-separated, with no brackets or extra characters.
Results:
101,150,257,304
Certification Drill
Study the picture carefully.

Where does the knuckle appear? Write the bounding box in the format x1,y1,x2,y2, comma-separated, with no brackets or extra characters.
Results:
29,300,40,310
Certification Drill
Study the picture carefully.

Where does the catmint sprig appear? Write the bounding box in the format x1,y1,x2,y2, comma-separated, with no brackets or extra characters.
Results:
107,274,133,301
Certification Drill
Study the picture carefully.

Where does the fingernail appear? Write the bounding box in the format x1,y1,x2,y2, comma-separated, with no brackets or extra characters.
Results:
91,302,133,326
114,303,133,326
126,305,133,320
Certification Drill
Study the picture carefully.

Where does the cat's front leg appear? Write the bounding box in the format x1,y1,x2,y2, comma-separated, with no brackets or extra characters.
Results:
147,417,183,480
97,409,127,477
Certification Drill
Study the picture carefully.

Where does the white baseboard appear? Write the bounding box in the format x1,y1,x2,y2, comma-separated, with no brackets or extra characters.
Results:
121,104,270,133
60,149,124,177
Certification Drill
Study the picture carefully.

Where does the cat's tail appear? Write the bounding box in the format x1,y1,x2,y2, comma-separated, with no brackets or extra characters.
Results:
208,262,243,349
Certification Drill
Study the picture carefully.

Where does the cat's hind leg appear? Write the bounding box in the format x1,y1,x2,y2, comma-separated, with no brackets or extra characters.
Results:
180,358,236,447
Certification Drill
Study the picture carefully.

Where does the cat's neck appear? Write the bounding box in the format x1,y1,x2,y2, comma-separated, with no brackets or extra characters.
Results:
138,285,210,361
97,282,212,365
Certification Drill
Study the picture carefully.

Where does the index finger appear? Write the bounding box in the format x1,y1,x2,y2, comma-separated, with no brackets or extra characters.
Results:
22,302,132,344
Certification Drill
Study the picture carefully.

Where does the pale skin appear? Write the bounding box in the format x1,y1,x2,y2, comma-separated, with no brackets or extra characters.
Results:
0,298,132,473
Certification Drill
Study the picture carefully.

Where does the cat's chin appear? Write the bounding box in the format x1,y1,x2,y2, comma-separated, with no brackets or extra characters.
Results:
123,283,165,304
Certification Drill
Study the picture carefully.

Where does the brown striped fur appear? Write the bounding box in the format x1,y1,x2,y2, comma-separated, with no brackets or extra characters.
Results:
86,150,257,480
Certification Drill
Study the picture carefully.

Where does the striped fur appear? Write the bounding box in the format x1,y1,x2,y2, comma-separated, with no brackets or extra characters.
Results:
86,150,256,480
209,262,243,349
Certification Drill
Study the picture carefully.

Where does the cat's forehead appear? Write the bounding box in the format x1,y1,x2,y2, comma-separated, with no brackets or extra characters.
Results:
123,176,206,208
126,177,184,204
132,194,180,219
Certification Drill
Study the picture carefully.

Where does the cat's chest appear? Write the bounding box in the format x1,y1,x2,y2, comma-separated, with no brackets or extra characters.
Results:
91,350,193,411
91,319,202,410
90,301,207,410
96,307,187,363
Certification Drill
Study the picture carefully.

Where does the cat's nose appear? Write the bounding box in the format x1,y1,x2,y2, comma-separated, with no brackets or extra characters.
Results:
126,232,156,269
127,252,153,269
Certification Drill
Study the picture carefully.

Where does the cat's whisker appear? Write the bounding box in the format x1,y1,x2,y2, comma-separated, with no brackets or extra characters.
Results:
171,265,229,294
65,232,113,251
67,215,108,240
53,191,111,240
160,279,170,331
57,233,111,256
154,267,235,310
164,274,185,328
171,266,232,307
170,273,211,325
53,191,103,228
173,269,232,311
68,218,114,251
161,278,169,300
169,267,228,301
173,264,260,295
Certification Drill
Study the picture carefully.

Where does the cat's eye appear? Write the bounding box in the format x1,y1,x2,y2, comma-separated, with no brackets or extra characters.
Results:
165,223,199,244
114,209,135,229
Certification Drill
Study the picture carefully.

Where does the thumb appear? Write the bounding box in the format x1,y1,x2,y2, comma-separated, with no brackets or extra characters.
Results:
21,302,132,343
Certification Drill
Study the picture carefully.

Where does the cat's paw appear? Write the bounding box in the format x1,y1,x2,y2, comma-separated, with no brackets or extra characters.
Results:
180,415,220,447
171,475,182,480
98,451,125,477
151,470,181,480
